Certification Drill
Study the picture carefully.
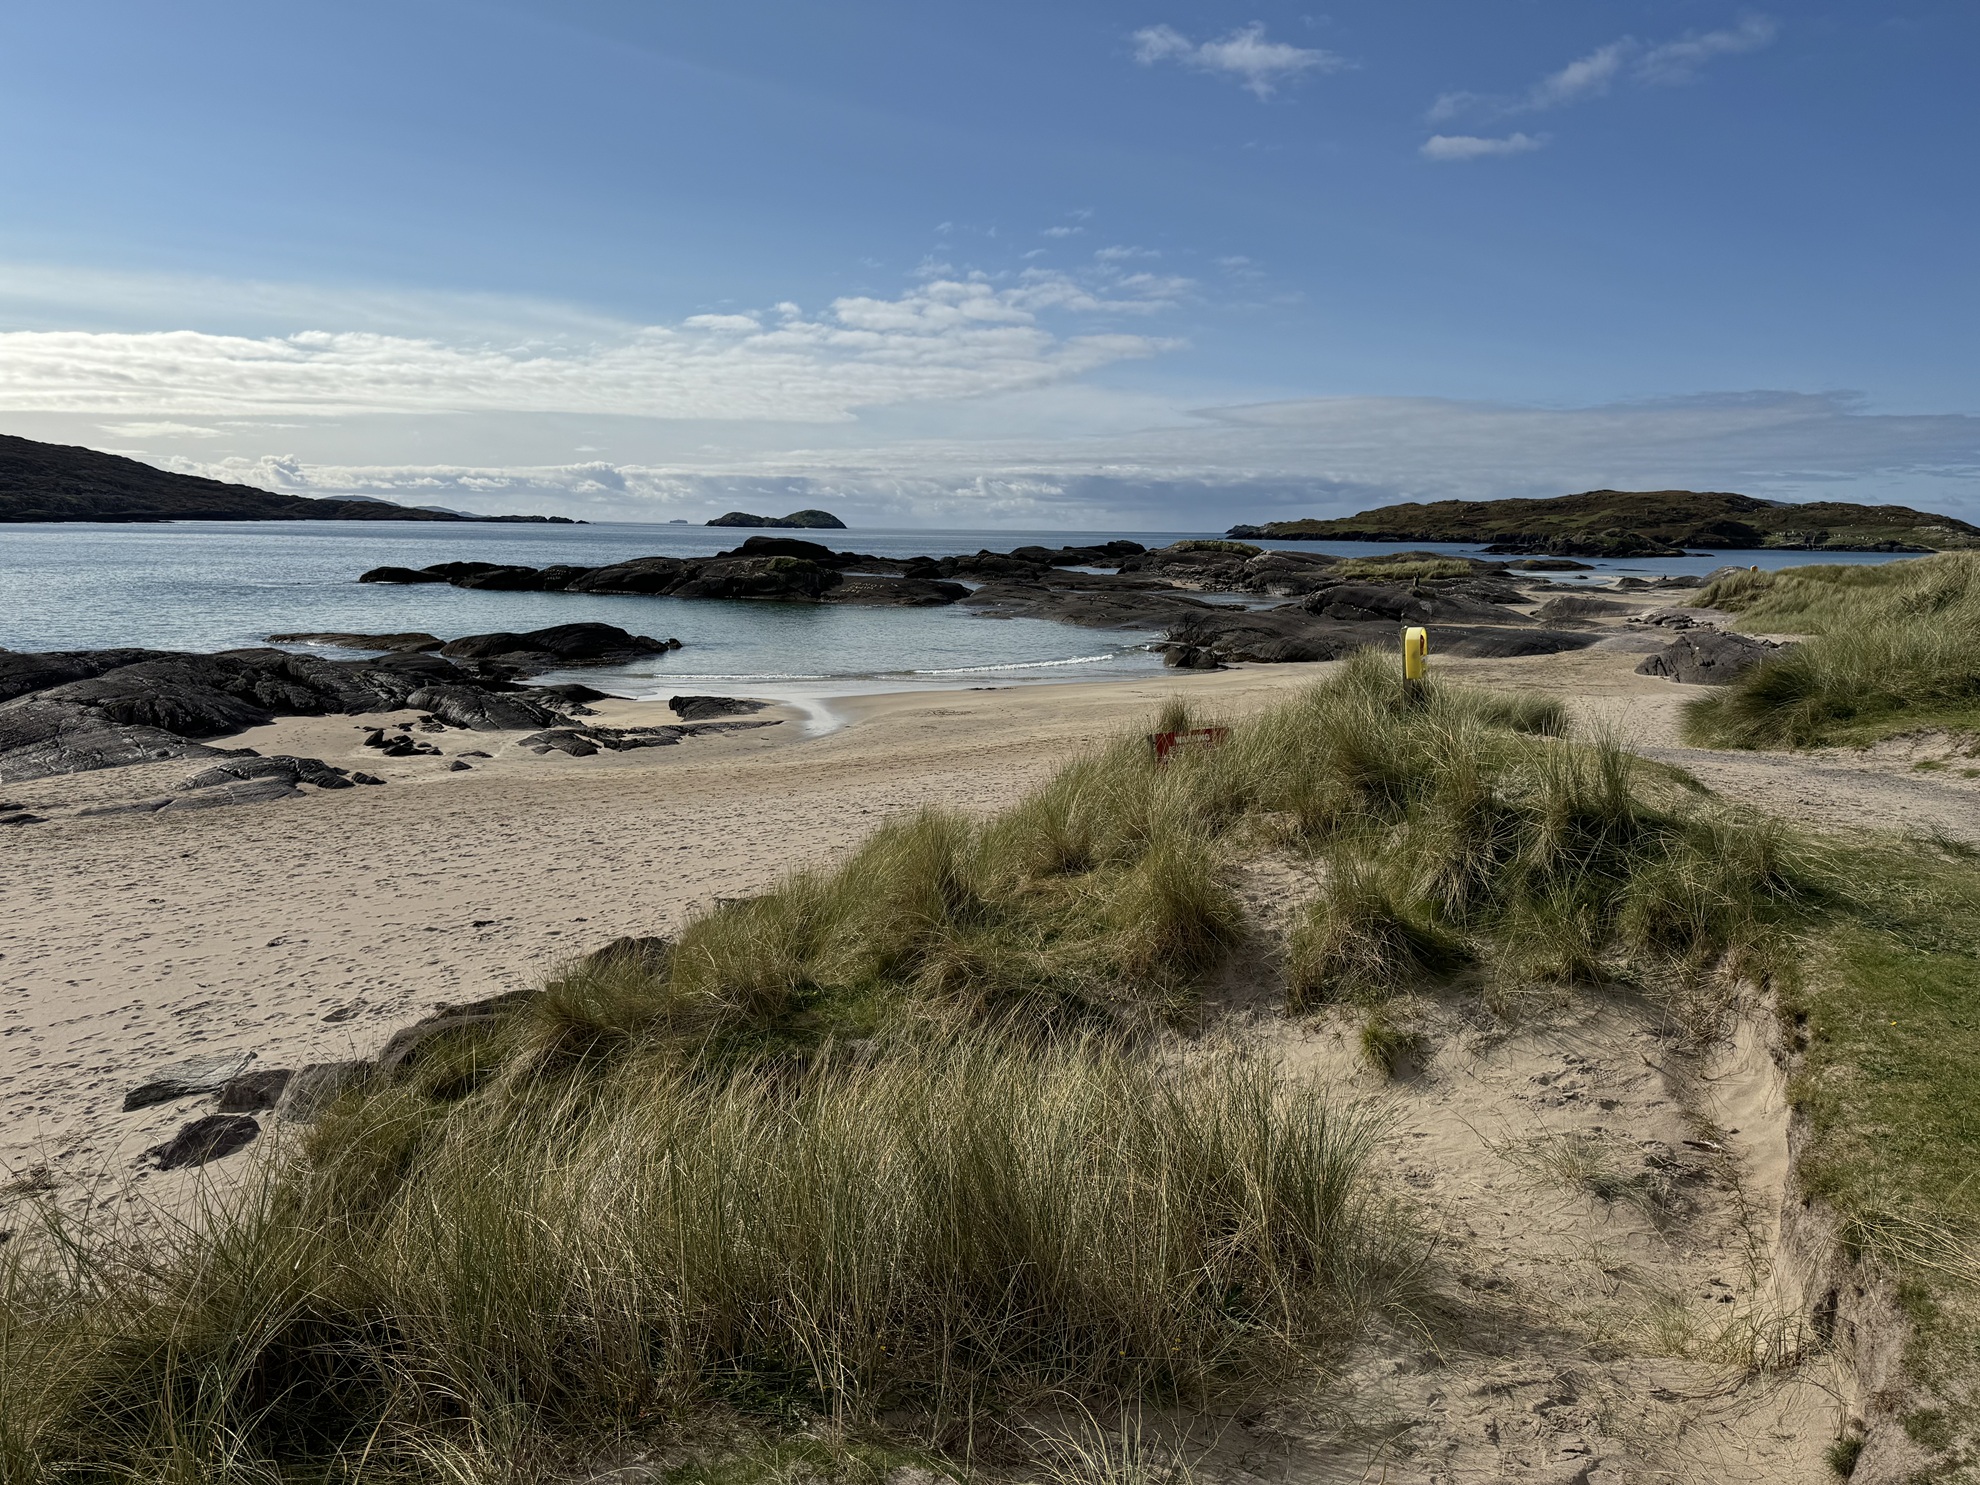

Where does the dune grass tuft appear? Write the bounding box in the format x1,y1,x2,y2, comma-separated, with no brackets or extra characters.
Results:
1,1037,1396,1480
1688,553,1980,747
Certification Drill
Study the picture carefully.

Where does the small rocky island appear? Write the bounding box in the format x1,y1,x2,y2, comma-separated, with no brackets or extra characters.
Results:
706,509,847,528
1228,488,1980,556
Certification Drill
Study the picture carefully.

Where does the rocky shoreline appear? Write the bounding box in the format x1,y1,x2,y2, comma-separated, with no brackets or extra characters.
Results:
356,533,1727,668
0,621,777,817
0,539,1771,823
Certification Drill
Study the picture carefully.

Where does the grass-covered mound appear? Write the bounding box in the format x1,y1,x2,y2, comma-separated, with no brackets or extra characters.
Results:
1685,553,1980,747
9,654,1980,1478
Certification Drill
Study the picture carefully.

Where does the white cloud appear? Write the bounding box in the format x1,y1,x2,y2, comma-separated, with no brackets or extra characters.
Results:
1524,41,1632,110
1132,22,1346,99
680,313,761,332
1040,225,1084,238
1429,17,1777,129
0,273,1181,422
96,420,225,439
154,392,1980,528
1420,132,1547,162
1637,16,1779,84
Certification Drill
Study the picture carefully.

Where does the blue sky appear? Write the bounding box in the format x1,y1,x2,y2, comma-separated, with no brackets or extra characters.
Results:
0,0,1975,526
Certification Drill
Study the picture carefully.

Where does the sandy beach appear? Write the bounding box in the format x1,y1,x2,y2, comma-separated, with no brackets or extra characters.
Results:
7,639,1980,1210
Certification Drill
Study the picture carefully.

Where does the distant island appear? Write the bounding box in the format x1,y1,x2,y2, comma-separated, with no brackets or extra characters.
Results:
707,508,847,529
1229,489,1980,556
0,435,574,524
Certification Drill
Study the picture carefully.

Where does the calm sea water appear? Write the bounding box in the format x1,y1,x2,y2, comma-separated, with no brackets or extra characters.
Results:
0,521,1916,704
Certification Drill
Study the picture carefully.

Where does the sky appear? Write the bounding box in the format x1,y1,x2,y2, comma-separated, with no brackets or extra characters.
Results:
0,0,1975,528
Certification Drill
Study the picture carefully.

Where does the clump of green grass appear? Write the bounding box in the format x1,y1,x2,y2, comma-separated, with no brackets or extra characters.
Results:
1330,556,1479,581
0,1037,1396,1479
1687,553,1980,748
1168,539,1260,556
1356,1009,1427,1079
1286,857,1466,1009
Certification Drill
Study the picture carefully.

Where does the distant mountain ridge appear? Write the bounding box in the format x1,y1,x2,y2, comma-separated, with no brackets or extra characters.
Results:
0,435,572,524
1230,489,1980,556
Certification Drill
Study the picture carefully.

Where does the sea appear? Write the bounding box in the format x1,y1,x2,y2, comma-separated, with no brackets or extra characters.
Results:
0,521,1918,708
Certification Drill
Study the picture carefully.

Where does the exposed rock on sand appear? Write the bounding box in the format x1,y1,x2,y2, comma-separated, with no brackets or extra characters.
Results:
1636,629,1784,684
0,626,680,787
147,1113,259,1169
1532,594,1647,622
669,695,769,720
516,719,780,756
402,685,570,732
123,1051,256,1111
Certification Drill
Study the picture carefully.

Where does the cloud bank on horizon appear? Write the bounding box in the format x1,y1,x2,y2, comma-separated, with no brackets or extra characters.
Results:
0,2,1971,527
114,391,1979,530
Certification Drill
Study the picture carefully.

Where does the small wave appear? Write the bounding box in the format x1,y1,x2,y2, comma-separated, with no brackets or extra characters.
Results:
906,653,1124,677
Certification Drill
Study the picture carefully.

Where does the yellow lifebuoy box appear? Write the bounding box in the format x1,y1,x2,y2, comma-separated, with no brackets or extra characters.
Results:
1402,626,1429,681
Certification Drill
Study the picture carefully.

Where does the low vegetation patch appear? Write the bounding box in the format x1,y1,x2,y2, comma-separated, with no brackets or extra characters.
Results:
1687,552,1980,747
1329,555,1479,581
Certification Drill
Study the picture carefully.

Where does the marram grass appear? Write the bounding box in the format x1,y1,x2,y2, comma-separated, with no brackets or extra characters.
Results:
1687,551,1980,748
0,650,1858,1483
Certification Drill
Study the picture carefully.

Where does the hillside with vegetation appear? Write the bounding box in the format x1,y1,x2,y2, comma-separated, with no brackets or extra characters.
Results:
0,435,571,523
1230,488,1980,556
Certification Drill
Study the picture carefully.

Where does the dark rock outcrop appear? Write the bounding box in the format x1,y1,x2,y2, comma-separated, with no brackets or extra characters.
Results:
268,632,444,652
179,755,355,791
1635,630,1783,684
0,700,222,784
124,1051,256,1111
0,645,570,785
437,623,681,671
669,695,770,721
362,544,964,607
1531,595,1646,622
275,1061,371,1122
517,719,780,755
217,1069,293,1112
375,990,538,1074
147,1114,259,1169
403,686,570,732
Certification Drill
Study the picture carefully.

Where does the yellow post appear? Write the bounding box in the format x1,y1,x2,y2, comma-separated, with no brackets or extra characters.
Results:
1402,626,1428,682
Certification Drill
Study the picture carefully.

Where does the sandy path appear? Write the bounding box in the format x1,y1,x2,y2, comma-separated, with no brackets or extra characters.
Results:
6,637,1977,1211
